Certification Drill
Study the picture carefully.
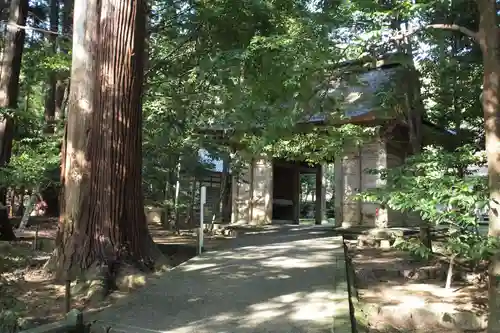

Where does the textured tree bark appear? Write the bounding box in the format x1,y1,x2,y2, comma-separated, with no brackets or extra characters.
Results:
0,0,28,240
416,2,500,328
55,0,73,120
475,1,500,331
44,0,59,133
40,0,61,217
46,0,99,279
51,0,73,226
47,0,163,282
84,0,162,270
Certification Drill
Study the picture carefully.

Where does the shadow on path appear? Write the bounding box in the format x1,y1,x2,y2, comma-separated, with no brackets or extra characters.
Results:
92,226,347,333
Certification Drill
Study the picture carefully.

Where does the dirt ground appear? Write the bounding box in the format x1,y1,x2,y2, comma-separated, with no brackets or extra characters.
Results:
346,239,489,333
0,219,236,329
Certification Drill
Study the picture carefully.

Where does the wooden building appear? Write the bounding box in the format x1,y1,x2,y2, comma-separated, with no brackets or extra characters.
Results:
228,54,453,227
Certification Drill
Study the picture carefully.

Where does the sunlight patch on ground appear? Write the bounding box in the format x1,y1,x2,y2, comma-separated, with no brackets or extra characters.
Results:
240,243,295,251
266,273,291,280
260,255,331,269
363,282,464,304
242,230,279,235
180,263,217,272
91,233,347,333
394,283,456,297
290,291,337,322
238,290,338,328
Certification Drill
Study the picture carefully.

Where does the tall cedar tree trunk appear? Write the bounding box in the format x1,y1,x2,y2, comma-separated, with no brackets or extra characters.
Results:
46,0,99,278
476,1,500,331
87,0,161,269
40,0,61,217
48,0,162,280
0,0,28,240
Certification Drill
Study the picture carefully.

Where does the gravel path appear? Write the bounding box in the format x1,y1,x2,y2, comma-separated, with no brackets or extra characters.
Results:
91,226,349,333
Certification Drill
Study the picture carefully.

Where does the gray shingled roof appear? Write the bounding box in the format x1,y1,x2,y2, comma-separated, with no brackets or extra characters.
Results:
304,65,401,123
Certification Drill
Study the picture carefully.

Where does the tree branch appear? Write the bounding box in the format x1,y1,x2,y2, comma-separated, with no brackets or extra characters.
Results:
3,21,72,40
145,26,201,77
395,23,479,42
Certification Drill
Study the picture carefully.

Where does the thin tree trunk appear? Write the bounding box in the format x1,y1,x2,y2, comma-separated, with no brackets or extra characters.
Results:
174,156,181,231
221,155,231,223
451,39,467,179
187,178,197,227
55,0,73,120
475,1,500,331
0,0,28,240
17,189,39,232
40,0,61,217
162,177,170,227
406,46,431,248
399,19,430,249
58,120,67,217
445,254,456,290
166,154,178,226
44,0,59,133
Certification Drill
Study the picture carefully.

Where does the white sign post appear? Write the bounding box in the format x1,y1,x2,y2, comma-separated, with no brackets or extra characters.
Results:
199,186,206,255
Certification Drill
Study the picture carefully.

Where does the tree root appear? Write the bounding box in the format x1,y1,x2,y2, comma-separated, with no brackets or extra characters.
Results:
44,228,170,306
63,252,170,306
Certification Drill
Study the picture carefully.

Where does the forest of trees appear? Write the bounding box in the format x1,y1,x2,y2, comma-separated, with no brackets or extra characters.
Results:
1,0,500,330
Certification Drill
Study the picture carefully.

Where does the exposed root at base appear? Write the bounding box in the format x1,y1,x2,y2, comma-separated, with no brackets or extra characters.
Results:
61,253,170,305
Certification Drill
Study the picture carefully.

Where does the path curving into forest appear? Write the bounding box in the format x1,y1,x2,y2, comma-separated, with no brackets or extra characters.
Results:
90,225,351,333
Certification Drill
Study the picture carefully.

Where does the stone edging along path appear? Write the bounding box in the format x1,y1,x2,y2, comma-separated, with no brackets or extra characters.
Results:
332,242,356,333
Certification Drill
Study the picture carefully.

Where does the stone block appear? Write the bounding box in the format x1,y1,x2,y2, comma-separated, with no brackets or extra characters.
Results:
379,239,391,249
145,207,164,225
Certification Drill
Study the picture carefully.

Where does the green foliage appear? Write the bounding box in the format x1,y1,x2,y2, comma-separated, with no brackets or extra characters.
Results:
447,235,499,262
360,145,494,262
360,145,487,225
142,0,487,227
1,136,61,190
241,125,377,163
142,0,373,210
393,237,432,260
0,0,67,195
6,0,488,232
